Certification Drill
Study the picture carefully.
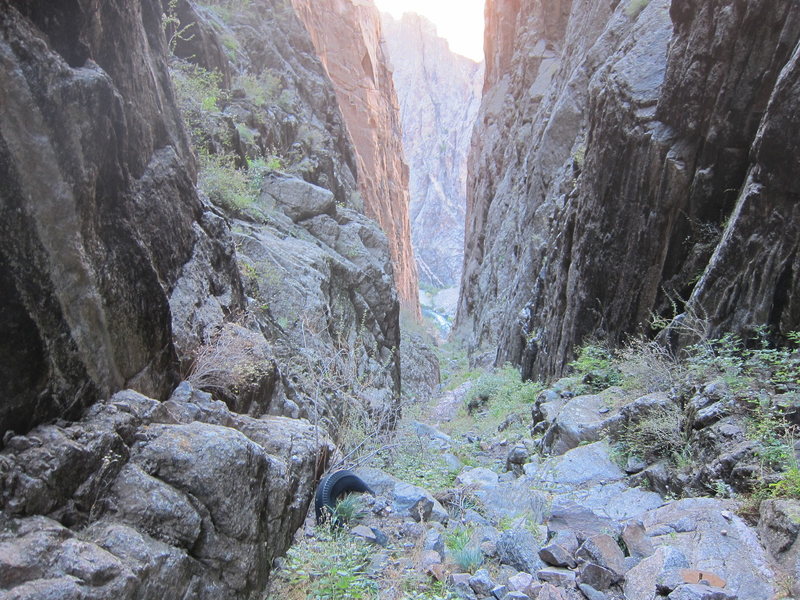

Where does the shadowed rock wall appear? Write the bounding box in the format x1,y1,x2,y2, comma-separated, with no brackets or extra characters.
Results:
0,0,243,436
458,0,800,378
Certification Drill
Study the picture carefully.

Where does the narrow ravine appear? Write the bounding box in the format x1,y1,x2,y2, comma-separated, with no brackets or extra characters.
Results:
266,335,800,600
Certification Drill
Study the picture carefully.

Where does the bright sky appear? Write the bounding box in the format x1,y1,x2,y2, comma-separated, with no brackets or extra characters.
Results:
374,0,485,62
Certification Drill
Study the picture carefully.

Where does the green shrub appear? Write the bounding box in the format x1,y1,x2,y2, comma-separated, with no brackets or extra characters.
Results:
618,405,685,464
568,343,624,393
279,529,378,599
458,365,542,439
234,71,282,108
171,62,227,146
769,467,800,499
198,151,260,211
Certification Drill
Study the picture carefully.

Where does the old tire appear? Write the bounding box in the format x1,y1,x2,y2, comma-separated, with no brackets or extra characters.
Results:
314,470,374,524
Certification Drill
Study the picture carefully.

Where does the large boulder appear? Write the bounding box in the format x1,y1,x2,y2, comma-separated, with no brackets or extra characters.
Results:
640,498,776,599
0,385,332,599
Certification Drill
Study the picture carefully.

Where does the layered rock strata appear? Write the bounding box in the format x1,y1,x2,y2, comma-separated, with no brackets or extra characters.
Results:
458,0,800,378
291,0,421,317
381,12,484,289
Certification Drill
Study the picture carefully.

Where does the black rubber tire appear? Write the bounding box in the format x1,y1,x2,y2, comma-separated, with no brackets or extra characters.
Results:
314,470,374,524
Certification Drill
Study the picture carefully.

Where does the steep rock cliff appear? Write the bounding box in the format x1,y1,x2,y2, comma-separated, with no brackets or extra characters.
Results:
381,12,484,289
458,0,800,378
0,0,403,597
0,0,243,436
290,0,420,317
167,0,401,423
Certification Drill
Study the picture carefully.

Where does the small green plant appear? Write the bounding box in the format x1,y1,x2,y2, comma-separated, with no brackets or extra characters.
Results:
625,0,650,18
278,528,378,599
768,467,800,499
617,405,685,464
444,527,472,552
161,0,195,53
568,343,624,393
328,494,367,527
451,546,483,574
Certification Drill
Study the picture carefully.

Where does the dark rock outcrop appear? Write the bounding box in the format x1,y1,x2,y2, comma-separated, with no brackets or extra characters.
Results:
290,0,421,317
381,12,484,289
0,0,243,436
457,0,800,379
0,385,333,599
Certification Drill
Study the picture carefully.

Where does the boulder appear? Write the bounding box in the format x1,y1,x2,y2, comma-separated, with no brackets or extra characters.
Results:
0,386,332,599
469,569,496,596
640,498,776,599
496,529,545,574
576,534,626,576
392,482,448,522
261,175,336,223
539,543,577,569
537,566,577,587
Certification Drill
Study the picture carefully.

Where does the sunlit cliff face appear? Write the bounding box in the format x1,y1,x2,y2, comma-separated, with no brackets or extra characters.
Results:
373,0,485,61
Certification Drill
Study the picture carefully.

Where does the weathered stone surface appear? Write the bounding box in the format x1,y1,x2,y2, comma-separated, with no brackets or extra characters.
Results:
381,12,483,288
291,0,420,315
261,175,336,223
537,566,576,587
578,583,608,600
577,562,616,591
539,441,626,491
539,543,577,569
469,569,496,596
624,547,688,600
401,334,442,401
0,386,332,598
622,521,655,560
667,584,737,600
546,501,621,541
641,498,776,599
496,529,544,574
457,0,800,380
541,391,622,455
0,0,243,436
576,534,626,577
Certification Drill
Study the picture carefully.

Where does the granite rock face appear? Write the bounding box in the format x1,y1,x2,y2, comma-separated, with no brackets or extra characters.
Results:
0,386,333,599
291,0,421,317
457,0,800,379
0,0,243,436
381,12,484,289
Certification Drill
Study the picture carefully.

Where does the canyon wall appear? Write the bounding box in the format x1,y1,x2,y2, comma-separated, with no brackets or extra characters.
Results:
291,0,420,317
458,0,800,379
381,12,484,289
0,0,243,436
0,0,404,597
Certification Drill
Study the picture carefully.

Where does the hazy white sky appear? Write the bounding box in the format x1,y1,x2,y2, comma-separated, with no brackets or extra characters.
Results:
374,0,485,61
